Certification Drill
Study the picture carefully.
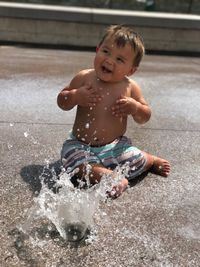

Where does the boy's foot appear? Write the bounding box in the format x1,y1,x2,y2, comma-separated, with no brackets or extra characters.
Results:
109,178,128,199
150,156,170,177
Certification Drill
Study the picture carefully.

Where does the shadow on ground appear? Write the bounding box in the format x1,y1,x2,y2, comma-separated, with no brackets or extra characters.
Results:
20,160,62,194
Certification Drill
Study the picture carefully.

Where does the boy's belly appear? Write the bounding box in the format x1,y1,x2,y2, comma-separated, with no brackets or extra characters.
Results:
73,113,127,146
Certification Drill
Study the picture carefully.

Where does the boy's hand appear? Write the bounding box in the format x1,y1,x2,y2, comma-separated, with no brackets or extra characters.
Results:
75,83,102,107
112,96,138,117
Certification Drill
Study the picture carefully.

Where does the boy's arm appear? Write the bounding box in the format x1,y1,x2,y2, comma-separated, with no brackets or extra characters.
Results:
130,81,151,124
57,87,77,111
57,70,85,110
57,70,102,111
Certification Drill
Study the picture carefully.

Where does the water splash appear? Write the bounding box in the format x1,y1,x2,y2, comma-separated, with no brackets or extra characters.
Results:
23,129,39,145
19,163,128,245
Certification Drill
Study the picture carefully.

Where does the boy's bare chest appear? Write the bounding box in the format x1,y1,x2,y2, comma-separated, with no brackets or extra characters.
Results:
93,80,129,108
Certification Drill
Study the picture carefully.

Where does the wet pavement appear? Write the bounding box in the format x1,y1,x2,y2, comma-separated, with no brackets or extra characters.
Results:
0,45,200,267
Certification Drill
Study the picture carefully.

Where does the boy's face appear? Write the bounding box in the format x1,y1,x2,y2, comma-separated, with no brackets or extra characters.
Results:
94,35,136,83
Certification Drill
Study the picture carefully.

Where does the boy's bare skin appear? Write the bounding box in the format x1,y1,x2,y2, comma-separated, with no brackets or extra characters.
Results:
57,28,170,197
61,71,149,145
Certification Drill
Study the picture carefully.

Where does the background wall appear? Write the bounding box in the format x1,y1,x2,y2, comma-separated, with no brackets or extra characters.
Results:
0,0,199,14
0,2,199,54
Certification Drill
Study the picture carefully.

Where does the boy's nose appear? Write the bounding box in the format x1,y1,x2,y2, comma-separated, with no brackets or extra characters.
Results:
105,57,114,65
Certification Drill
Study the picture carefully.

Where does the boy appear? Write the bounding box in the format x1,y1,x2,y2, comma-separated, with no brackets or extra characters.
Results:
57,25,170,198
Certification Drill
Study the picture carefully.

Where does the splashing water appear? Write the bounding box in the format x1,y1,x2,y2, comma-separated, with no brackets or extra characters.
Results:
19,162,129,245
23,129,39,145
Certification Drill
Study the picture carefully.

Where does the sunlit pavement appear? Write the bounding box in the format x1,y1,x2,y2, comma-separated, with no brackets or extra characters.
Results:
0,46,200,267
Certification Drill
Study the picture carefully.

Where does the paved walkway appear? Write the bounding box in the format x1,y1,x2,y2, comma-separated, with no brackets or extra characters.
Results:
0,46,200,267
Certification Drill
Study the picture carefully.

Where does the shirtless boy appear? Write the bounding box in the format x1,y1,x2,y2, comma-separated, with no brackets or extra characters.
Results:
57,25,170,198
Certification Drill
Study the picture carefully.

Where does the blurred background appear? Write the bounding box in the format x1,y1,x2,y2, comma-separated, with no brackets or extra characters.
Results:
0,1,199,54
1,0,199,14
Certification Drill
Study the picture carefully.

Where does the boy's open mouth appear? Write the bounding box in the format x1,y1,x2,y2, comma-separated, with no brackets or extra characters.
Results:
101,65,112,74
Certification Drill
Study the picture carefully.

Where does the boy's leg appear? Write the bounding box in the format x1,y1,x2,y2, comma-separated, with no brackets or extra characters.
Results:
143,152,170,177
61,138,128,197
75,163,128,198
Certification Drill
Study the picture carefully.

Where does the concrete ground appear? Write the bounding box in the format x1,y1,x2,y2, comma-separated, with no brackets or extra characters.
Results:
0,45,200,267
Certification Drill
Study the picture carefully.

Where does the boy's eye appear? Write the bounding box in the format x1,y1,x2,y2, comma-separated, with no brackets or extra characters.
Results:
103,49,109,54
117,57,124,63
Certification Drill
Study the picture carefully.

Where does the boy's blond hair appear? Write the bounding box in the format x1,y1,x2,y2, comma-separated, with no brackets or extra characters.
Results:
99,25,145,67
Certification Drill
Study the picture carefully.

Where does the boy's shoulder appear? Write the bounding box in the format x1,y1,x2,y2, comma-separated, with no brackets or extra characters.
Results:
70,69,95,88
75,69,95,78
125,76,140,90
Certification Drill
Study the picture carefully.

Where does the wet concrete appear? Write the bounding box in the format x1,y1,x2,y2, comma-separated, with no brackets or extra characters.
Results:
0,45,200,267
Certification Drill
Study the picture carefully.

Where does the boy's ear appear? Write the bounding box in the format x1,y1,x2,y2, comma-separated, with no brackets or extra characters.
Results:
128,66,137,76
96,47,99,53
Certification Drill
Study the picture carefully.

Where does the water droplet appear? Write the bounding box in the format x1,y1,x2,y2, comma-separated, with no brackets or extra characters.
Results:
85,123,90,129
24,131,29,138
73,235,78,241
7,143,13,149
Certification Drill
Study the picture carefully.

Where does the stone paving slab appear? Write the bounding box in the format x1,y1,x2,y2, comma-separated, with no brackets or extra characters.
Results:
0,46,200,267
